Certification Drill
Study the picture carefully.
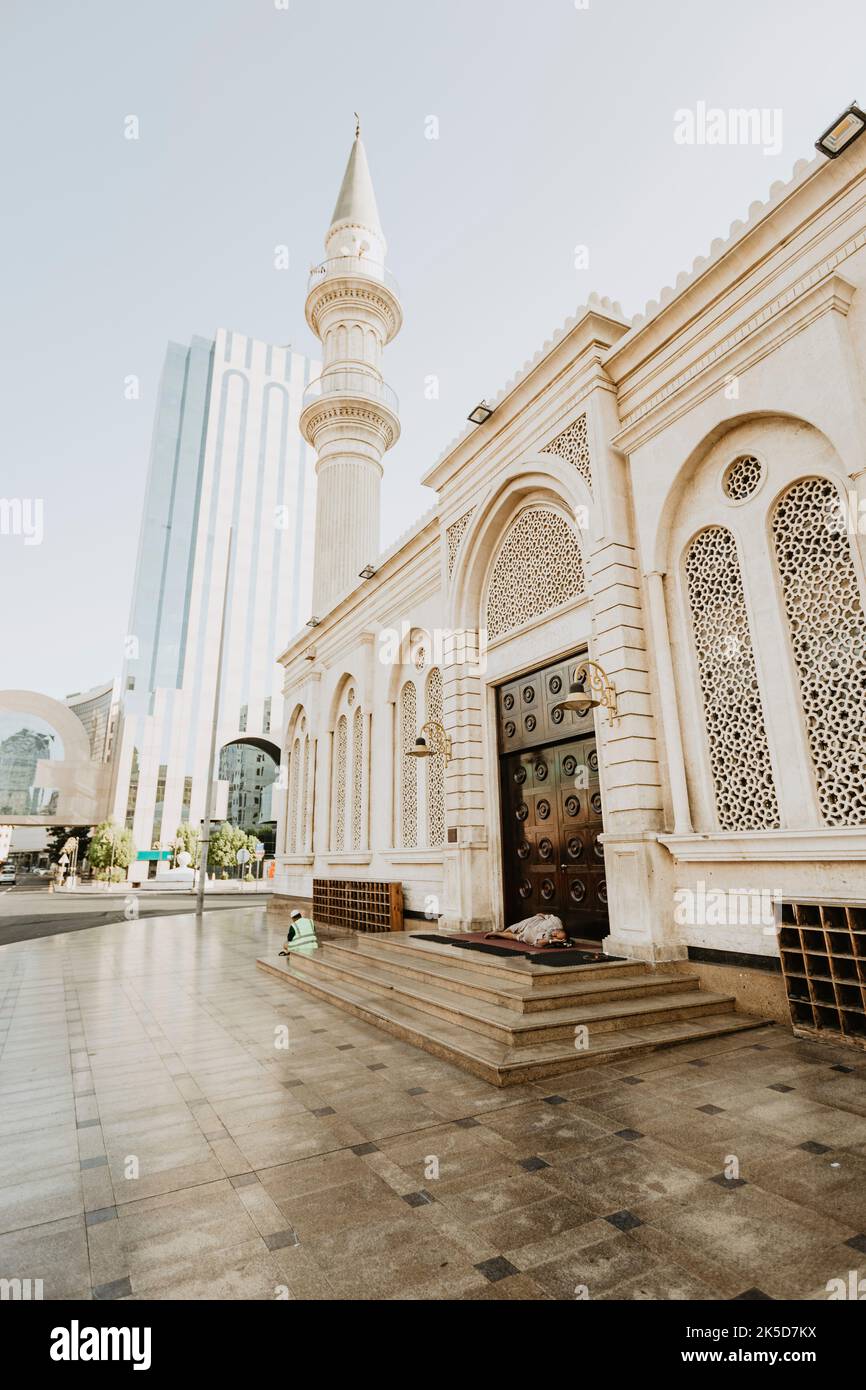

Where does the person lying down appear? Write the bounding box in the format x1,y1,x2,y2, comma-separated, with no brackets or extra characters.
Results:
485,913,570,947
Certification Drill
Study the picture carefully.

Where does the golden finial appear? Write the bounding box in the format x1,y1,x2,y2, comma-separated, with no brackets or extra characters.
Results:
354,111,361,139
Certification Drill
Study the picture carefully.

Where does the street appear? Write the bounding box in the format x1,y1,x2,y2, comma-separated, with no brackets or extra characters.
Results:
0,879,272,946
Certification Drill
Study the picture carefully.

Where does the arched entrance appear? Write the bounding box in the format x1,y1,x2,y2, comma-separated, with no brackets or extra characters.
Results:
219,736,281,837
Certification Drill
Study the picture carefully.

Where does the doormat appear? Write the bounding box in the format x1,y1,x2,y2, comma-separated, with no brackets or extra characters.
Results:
410,933,622,966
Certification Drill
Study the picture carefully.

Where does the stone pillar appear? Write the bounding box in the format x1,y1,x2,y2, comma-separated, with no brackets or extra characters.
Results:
644,569,693,835
438,628,494,932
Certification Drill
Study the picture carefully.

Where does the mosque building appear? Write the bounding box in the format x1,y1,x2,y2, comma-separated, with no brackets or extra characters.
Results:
268,118,866,1069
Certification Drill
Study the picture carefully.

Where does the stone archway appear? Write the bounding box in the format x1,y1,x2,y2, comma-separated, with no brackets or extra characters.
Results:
218,735,281,833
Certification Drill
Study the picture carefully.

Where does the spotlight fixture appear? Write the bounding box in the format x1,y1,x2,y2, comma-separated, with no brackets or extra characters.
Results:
816,100,866,159
358,563,377,579
551,659,619,726
406,720,452,766
467,399,493,426
305,616,320,628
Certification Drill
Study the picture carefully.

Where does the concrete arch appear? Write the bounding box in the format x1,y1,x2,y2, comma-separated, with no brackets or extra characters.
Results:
0,690,91,765
220,735,281,763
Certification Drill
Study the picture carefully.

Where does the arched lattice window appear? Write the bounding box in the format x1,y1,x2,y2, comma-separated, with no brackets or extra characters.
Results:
334,715,347,851
772,477,866,826
426,667,445,847
352,705,364,850
300,735,312,853
288,737,301,853
684,526,780,831
399,680,418,848
485,507,585,640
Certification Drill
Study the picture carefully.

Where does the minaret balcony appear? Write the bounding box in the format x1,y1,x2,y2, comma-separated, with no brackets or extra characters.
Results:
302,369,399,415
307,255,401,300
299,369,401,450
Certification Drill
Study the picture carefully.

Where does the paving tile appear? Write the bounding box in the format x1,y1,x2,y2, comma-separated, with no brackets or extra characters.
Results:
3,907,864,1301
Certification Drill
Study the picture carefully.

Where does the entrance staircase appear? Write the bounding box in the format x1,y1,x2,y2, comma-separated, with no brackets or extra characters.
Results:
257,931,767,1086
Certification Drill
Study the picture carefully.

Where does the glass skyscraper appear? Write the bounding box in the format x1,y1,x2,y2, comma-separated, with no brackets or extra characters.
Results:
112,328,318,850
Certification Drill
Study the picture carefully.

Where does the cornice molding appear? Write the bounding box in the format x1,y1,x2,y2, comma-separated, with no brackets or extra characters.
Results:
613,270,858,455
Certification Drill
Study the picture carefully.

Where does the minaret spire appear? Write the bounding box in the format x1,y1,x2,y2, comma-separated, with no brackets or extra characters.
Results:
300,127,403,617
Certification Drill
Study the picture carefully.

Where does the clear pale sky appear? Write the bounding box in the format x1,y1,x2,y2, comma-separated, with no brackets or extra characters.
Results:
2,0,865,697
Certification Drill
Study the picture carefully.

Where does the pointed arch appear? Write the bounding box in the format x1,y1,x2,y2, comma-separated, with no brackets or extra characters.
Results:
484,505,585,641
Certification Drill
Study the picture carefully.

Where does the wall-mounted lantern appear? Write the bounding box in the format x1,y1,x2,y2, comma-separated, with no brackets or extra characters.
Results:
406,720,453,767
551,659,619,726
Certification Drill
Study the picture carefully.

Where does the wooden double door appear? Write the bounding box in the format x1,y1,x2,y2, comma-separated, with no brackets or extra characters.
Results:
497,657,608,942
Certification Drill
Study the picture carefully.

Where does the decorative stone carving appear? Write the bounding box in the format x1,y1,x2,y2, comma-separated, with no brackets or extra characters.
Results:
723,454,763,502
446,508,475,578
485,507,586,641
400,681,418,848
772,477,866,827
684,526,780,831
542,414,592,492
426,667,444,847
334,715,347,851
352,705,363,850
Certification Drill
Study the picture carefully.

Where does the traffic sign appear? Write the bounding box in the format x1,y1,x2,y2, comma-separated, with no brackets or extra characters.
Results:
236,847,251,865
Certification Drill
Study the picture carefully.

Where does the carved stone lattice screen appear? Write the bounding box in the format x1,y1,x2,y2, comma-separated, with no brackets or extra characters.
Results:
541,414,593,492
446,508,475,578
334,715,347,851
485,508,585,641
426,666,445,847
400,681,418,847
772,477,866,827
313,878,404,933
352,705,363,851
779,901,866,1048
684,526,780,831
723,454,763,501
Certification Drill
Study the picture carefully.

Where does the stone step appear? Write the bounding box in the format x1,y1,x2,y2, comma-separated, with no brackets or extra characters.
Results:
352,929,653,989
256,954,768,1086
314,942,716,1043
292,947,738,1047
324,937,700,1013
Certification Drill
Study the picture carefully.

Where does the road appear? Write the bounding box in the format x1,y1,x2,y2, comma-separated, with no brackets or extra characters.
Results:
0,878,273,945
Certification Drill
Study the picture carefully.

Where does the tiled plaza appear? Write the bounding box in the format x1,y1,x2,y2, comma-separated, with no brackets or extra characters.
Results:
1,906,865,1300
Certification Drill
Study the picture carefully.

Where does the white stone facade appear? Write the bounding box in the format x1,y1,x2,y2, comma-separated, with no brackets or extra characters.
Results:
275,134,866,989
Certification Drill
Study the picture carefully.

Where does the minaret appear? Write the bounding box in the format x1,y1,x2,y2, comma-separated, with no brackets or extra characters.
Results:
301,120,402,617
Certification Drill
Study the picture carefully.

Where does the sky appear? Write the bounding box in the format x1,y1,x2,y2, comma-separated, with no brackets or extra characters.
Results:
2,0,866,698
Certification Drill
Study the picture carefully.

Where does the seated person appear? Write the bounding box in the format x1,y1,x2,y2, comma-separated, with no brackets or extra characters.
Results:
485,912,569,947
279,908,318,955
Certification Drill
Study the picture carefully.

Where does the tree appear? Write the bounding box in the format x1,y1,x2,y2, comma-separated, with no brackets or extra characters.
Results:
45,825,91,864
174,823,200,867
88,821,135,882
207,823,255,878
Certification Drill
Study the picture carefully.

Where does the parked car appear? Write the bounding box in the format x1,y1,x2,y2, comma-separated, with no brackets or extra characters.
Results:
0,862,17,886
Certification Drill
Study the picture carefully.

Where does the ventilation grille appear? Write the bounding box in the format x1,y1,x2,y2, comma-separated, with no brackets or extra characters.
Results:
779,901,866,1048
313,878,404,934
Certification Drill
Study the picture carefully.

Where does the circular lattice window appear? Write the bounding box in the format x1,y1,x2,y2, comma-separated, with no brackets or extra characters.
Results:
722,454,763,502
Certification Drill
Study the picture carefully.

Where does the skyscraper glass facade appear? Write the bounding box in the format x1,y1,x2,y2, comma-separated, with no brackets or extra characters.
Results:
113,330,318,848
